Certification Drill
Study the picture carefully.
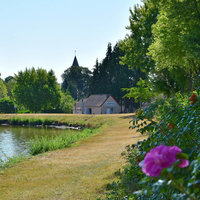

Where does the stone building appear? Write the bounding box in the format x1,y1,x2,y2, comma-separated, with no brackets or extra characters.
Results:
73,94,121,114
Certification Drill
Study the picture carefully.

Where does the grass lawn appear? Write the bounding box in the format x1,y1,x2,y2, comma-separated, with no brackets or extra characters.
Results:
0,114,147,200
0,113,115,128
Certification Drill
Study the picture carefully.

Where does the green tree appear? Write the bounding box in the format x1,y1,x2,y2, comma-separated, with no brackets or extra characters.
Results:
120,0,195,95
59,91,75,113
14,68,61,112
5,76,14,83
123,78,153,108
89,43,145,98
89,43,145,111
148,0,200,91
0,80,8,99
61,66,91,100
4,76,16,101
0,98,15,113
120,1,158,74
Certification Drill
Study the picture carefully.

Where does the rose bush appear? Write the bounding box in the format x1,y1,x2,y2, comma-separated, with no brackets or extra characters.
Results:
105,89,200,200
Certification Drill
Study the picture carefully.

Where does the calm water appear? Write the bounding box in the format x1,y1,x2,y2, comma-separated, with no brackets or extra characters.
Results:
0,125,75,161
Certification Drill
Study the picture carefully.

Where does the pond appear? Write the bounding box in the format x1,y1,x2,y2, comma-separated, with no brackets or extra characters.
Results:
0,125,76,161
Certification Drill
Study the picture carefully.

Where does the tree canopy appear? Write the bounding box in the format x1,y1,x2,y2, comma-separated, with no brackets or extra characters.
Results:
148,0,200,91
14,68,61,112
120,0,200,96
0,98,15,113
89,43,145,111
0,80,8,99
123,78,153,108
120,1,158,74
59,91,75,113
61,65,91,100
4,76,16,101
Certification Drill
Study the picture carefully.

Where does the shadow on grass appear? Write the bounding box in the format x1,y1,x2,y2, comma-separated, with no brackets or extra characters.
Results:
119,114,136,119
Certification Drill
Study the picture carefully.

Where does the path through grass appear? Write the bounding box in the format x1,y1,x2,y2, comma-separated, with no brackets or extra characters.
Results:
0,114,146,200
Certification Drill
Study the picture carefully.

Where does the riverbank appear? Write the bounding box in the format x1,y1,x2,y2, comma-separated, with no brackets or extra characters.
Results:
0,114,146,199
0,127,100,169
0,113,114,129
0,114,115,168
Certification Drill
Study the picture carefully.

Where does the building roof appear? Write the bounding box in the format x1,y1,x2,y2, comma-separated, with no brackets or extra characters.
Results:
85,94,111,107
72,56,79,67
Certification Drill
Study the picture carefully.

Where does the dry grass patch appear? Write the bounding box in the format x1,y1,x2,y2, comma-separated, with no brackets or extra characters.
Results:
0,113,116,128
0,114,146,200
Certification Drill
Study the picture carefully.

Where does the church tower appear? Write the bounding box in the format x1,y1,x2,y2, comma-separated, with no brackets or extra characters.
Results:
72,55,79,67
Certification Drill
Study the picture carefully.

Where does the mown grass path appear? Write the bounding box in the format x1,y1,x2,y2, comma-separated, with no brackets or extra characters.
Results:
0,114,146,200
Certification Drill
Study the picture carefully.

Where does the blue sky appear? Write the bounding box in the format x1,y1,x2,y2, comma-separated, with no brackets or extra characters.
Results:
0,0,141,83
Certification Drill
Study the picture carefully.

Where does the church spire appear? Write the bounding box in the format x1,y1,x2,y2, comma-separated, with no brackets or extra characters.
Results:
72,51,79,67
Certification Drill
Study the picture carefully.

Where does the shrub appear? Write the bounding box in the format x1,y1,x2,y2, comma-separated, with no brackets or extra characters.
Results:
0,98,15,113
105,89,200,199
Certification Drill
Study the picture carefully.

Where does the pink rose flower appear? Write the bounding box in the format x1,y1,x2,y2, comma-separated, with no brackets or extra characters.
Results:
140,145,189,177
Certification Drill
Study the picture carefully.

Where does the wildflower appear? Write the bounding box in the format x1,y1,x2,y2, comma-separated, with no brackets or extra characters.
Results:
140,145,189,177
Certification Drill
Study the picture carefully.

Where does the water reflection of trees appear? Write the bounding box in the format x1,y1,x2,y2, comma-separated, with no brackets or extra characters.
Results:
0,126,74,160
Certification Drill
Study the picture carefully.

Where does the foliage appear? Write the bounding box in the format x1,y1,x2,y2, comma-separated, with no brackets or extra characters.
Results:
42,91,75,113
89,43,145,112
149,68,190,96
105,146,144,199
0,98,15,113
29,128,98,155
148,0,200,91
14,68,61,112
105,89,200,199
4,76,16,101
61,64,92,100
119,1,158,74
0,80,8,99
4,76,14,83
59,91,75,113
122,78,153,107
120,0,200,95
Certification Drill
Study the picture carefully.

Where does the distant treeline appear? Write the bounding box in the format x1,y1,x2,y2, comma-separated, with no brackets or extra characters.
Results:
1,0,199,113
